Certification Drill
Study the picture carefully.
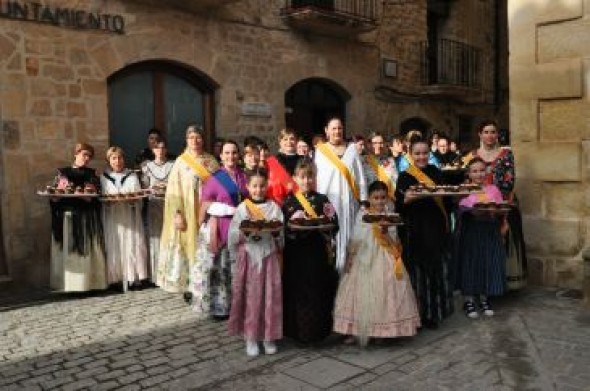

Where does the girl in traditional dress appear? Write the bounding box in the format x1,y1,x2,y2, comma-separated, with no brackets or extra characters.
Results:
141,139,174,285
101,147,149,290
227,169,284,356
455,158,506,318
334,181,420,346
282,159,339,343
157,125,219,293
363,131,398,202
462,120,527,290
49,143,107,292
191,140,248,318
267,128,301,206
314,117,367,271
395,138,454,328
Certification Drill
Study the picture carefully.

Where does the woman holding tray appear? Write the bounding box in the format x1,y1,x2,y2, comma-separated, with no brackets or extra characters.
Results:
190,140,248,318
395,137,454,328
315,117,367,272
157,125,219,293
282,159,339,343
462,120,527,290
101,146,149,290
49,142,107,292
141,138,174,285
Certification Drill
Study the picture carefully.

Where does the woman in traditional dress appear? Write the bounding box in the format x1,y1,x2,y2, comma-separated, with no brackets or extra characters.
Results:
314,117,367,271
266,128,301,206
49,143,107,292
397,130,441,172
191,140,249,318
101,147,148,290
363,131,398,202
141,138,174,285
462,120,527,290
157,125,219,293
282,159,339,343
227,169,284,357
395,138,454,328
334,181,420,345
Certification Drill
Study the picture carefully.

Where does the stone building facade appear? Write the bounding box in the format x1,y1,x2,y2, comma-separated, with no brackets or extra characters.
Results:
0,0,506,289
509,0,590,290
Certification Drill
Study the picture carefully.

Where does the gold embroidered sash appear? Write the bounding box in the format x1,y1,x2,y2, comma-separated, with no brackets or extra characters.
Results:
406,164,449,231
294,192,318,218
317,142,360,201
372,224,404,280
366,155,394,198
244,199,266,220
180,152,212,181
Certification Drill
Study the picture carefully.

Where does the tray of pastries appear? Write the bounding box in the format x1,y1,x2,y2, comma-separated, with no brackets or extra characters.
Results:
38,184,99,197
149,183,167,201
288,215,335,231
472,201,512,214
100,189,153,202
440,162,465,171
240,219,283,234
409,183,482,197
362,213,403,226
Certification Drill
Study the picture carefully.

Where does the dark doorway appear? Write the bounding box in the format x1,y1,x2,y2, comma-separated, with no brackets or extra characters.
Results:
108,61,217,162
399,117,432,136
285,78,350,143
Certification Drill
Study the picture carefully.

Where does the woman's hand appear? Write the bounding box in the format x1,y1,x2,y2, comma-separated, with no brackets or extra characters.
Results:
174,212,187,232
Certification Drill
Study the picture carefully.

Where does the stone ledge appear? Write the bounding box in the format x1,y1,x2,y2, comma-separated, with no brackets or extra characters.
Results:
513,141,581,181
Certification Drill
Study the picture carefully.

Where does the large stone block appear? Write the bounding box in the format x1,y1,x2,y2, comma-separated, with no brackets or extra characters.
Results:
0,33,16,62
36,119,63,140
511,60,582,101
543,182,584,219
538,18,590,63
535,0,583,25
2,120,20,150
523,216,581,256
514,179,542,216
3,154,31,192
539,99,589,141
513,141,581,181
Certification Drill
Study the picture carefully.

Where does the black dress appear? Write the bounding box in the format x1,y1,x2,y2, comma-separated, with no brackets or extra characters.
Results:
395,165,454,327
50,167,106,291
275,152,301,176
282,191,339,343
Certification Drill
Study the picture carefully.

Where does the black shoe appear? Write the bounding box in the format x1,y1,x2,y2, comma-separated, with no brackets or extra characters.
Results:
463,301,479,319
183,292,192,304
480,300,494,317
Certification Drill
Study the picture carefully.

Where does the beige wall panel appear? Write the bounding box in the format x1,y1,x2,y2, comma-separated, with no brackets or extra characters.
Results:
542,182,584,219
538,19,590,62
523,216,581,256
513,141,581,181
539,99,589,141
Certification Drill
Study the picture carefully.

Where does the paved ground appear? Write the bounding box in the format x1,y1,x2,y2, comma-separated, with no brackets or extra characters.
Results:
1,288,589,391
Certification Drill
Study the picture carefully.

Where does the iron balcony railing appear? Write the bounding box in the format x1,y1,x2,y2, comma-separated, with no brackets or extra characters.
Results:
420,39,482,88
282,0,378,22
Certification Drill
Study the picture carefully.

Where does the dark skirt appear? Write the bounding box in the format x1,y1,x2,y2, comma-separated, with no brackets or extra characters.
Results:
282,231,339,343
506,205,528,290
455,212,506,296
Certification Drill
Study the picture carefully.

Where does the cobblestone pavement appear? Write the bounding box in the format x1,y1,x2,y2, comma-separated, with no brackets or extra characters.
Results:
1,288,589,391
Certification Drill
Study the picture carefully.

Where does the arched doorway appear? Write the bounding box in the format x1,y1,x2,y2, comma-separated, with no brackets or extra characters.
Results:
285,78,350,142
399,117,432,136
108,60,217,160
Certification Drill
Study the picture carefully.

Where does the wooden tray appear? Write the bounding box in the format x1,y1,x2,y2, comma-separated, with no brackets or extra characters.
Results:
411,190,483,198
37,191,99,198
100,193,151,202
288,222,336,231
240,226,283,234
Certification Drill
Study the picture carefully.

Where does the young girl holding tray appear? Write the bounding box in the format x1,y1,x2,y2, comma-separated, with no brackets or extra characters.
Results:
455,157,506,318
333,180,420,346
227,168,284,357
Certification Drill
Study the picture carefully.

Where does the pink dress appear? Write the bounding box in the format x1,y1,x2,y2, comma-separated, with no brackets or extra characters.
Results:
227,200,284,341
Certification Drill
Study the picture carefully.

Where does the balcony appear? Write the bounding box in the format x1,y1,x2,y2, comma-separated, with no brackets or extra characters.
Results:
419,39,482,100
281,0,378,38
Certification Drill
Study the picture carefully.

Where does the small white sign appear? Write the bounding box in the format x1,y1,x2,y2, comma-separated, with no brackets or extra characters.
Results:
241,102,272,117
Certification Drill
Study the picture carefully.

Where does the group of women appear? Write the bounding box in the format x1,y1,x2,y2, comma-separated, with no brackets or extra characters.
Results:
48,117,527,350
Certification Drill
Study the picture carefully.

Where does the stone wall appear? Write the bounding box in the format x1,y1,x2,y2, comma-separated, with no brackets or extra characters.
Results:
508,0,590,289
0,0,504,288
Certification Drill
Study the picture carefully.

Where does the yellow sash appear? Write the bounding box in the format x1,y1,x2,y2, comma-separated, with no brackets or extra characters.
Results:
294,191,318,218
405,164,449,231
372,224,404,280
243,199,266,220
180,152,212,181
366,155,394,198
317,142,360,201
